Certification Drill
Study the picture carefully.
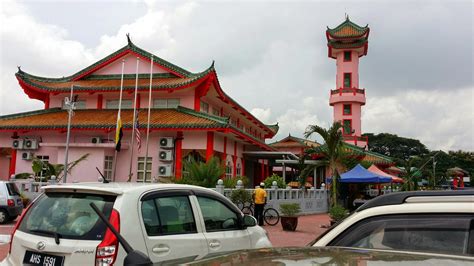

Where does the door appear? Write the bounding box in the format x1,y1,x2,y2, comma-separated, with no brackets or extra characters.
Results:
140,193,208,264
194,195,251,254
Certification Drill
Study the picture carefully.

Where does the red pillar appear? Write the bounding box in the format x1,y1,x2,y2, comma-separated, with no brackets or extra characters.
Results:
232,141,237,177
136,93,141,109
206,132,214,161
97,94,103,109
222,137,227,163
8,149,17,179
44,96,50,109
174,131,183,179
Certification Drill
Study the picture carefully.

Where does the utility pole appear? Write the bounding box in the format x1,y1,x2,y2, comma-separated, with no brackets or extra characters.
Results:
63,85,76,183
432,156,437,189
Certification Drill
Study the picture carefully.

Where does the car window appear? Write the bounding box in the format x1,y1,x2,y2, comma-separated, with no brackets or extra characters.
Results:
18,192,115,240
331,214,473,255
197,196,239,232
141,195,197,236
6,183,20,196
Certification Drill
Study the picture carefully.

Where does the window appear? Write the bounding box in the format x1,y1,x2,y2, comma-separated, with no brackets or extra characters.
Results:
62,100,86,110
330,215,472,256
36,155,50,179
153,98,180,108
225,161,232,179
343,73,351,88
197,196,239,232
137,157,152,182
141,196,197,236
344,51,352,62
236,163,241,176
343,120,352,135
200,101,209,113
343,104,351,115
103,156,113,181
105,99,133,109
212,108,220,116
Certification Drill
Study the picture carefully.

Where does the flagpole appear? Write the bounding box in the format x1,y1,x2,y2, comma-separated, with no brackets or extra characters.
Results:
112,59,126,182
63,84,74,183
128,57,140,180
143,56,153,183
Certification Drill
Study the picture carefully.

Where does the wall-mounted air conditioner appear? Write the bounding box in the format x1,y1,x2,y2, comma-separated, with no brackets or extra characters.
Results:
158,165,172,176
159,137,174,148
159,150,173,161
24,139,39,150
91,137,102,144
12,139,24,149
21,151,33,160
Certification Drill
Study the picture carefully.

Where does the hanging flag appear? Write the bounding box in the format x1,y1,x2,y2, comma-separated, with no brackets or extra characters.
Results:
135,111,141,152
115,116,123,151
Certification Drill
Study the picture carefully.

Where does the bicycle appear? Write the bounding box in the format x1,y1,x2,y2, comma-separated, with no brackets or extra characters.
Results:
240,202,280,226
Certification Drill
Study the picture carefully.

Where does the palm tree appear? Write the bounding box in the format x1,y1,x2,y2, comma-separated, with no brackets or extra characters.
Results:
31,153,90,182
181,156,225,188
304,122,345,207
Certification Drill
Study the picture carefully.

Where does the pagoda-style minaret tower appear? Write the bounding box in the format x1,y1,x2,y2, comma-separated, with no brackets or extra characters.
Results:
327,17,370,148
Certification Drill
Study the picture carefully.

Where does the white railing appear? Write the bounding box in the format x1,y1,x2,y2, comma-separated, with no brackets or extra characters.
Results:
215,180,329,215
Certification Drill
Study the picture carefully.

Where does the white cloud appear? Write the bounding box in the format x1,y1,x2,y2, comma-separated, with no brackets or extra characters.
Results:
251,108,271,123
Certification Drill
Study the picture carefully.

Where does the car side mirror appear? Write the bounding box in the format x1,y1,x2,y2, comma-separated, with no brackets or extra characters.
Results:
243,214,257,227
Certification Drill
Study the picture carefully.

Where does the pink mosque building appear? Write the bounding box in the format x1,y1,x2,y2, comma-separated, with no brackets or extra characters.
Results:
0,38,278,184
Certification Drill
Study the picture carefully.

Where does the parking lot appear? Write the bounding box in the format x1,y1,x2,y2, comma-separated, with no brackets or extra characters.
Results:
0,213,330,261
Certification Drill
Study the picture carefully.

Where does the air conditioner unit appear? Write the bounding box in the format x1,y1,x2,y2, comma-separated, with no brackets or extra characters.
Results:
159,150,173,161
159,137,174,148
12,139,24,149
91,137,102,144
158,165,172,176
21,151,33,160
24,139,39,150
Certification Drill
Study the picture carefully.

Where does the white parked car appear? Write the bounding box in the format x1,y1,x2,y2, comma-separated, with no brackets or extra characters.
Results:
0,181,23,224
4,182,271,266
311,190,474,257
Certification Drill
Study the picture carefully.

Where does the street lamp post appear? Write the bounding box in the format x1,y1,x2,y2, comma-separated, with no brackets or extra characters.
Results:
63,85,76,183
432,156,437,189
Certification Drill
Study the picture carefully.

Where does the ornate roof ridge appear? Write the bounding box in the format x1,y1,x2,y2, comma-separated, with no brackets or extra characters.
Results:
176,105,229,124
0,107,62,120
327,17,369,34
15,38,214,83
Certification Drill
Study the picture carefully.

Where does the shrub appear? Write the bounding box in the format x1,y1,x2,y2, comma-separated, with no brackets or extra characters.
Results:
230,189,252,206
222,178,236,188
263,174,286,188
279,203,301,217
234,176,250,187
329,205,348,222
180,156,224,187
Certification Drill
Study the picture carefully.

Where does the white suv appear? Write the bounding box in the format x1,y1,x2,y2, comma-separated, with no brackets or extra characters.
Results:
311,190,474,257
4,183,271,265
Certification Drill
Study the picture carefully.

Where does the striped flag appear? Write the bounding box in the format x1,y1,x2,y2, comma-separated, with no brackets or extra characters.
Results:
135,111,141,152
115,116,123,152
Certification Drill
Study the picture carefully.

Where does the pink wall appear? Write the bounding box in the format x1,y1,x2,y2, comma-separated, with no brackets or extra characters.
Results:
0,156,9,179
336,51,360,88
93,54,169,75
333,102,363,135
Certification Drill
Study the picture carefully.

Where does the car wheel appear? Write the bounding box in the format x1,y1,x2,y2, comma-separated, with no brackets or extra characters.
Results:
0,209,9,224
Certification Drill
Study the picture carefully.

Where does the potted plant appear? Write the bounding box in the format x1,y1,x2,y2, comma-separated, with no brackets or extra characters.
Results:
279,203,301,231
329,205,348,225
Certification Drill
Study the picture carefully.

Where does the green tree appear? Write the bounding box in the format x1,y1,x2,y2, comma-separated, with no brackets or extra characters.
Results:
27,153,90,182
304,122,346,207
363,133,429,162
180,156,224,188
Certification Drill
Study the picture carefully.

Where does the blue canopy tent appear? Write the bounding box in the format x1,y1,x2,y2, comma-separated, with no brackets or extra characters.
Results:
327,164,392,183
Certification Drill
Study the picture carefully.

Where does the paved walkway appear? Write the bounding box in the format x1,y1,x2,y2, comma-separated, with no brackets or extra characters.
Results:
0,213,331,260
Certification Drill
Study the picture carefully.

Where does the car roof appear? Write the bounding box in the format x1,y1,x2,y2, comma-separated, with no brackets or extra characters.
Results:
41,182,216,196
357,190,474,212
189,247,474,265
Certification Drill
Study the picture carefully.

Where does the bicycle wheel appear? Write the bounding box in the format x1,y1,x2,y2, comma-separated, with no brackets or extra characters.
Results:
264,208,280,226
241,206,253,216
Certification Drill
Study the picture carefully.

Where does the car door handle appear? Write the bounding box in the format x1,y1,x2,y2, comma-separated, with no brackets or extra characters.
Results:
209,242,220,248
152,246,170,253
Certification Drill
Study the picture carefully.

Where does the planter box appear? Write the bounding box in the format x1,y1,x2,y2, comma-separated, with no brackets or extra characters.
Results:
281,216,298,231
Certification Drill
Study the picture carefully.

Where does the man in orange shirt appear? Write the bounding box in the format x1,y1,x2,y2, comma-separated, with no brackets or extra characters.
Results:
253,182,267,226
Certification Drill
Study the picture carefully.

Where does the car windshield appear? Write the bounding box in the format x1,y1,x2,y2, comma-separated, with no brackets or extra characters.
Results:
18,192,116,240
6,183,20,196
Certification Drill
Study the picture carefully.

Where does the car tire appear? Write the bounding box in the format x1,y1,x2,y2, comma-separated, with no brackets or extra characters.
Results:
0,209,9,224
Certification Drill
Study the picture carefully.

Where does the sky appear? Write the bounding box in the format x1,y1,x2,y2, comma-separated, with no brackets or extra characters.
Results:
0,0,472,152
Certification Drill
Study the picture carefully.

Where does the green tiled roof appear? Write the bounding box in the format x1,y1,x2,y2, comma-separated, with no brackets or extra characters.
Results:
327,17,369,38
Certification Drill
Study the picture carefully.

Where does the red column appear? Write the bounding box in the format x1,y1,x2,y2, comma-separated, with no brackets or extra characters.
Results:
232,141,237,177
206,132,214,161
174,131,183,179
136,93,141,109
8,149,17,179
194,94,201,111
97,94,103,109
44,96,50,109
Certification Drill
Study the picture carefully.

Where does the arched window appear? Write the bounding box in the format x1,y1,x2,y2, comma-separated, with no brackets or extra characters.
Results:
225,161,232,179
236,163,241,176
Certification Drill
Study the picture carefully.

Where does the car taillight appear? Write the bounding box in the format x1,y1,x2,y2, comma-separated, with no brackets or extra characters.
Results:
96,209,120,266
7,199,14,207
9,202,33,253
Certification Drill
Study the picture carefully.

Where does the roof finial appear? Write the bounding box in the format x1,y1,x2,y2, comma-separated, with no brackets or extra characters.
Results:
17,66,22,73
345,13,349,21
126,33,132,46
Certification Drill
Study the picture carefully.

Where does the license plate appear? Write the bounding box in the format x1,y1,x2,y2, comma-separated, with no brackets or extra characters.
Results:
23,250,64,266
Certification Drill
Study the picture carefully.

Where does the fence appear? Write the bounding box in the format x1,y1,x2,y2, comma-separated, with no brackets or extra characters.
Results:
215,180,329,215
